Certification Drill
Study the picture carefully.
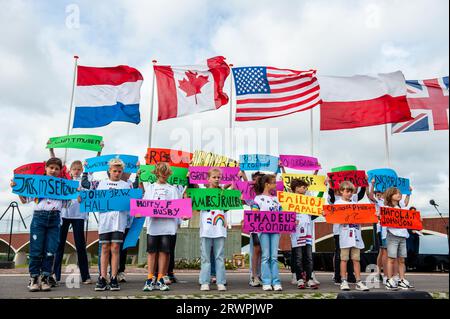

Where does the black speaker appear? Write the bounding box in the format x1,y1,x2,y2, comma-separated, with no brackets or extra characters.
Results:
337,291,433,299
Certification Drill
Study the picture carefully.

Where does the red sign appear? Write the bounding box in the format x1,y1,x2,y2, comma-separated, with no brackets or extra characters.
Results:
380,207,423,230
144,148,192,168
327,170,368,189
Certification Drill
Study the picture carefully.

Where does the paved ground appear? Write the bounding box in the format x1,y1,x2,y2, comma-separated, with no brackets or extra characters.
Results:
0,270,448,299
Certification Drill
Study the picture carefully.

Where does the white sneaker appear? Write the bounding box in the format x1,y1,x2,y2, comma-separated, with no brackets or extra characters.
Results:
355,281,370,291
398,278,414,290
163,275,172,285
312,272,321,285
200,284,210,291
297,279,305,289
291,273,297,285
117,272,126,283
385,278,399,290
249,276,262,287
262,285,273,291
273,284,283,291
306,279,319,289
340,280,350,291
217,284,227,291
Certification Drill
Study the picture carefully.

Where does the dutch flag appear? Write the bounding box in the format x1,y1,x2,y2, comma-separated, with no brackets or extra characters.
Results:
73,65,143,128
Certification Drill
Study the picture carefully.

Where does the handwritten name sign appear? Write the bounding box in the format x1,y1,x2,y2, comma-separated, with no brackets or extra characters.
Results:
139,165,188,186
186,188,243,211
367,168,411,195
47,134,103,152
85,154,139,173
282,173,327,192
233,181,284,201
188,167,240,185
277,191,324,216
380,207,423,230
14,162,45,175
331,165,357,173
327,170,368,189
145,148,192,168
12,174,79,200
239,154,279,173
123,217,146,250
279,155,320,171
192,150,239,167
323,204,377,224
130,198,192,219
243,211,296,234
79,189,143,213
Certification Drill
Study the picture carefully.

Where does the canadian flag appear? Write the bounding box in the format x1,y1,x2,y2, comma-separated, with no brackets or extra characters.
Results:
154,56,230,121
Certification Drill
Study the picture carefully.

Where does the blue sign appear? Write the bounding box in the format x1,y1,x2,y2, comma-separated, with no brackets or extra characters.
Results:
84,154,139,173
12,174,79,200
123,217,146,250
239,154,280,173
367,168,411,195
79,188,143,213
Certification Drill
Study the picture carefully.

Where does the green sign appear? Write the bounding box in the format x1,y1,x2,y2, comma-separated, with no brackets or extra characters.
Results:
186,188,243,211
47,134,103,152
331,165,357,173
139,165,188,186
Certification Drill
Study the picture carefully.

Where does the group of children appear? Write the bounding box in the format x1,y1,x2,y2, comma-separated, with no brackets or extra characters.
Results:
10,149,416,293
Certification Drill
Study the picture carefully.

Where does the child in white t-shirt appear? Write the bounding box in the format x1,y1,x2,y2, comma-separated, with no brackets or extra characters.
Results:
335,181,369,292
142,162,180,292
199,168,228,291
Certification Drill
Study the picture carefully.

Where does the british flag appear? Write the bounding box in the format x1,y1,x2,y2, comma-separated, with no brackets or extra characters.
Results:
392,76,449,133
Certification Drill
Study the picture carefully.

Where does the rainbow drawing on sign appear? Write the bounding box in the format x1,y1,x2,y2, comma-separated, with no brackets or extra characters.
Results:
213,214,226,227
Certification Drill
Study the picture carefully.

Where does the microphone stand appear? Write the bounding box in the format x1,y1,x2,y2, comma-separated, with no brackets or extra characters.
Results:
430,203,449,259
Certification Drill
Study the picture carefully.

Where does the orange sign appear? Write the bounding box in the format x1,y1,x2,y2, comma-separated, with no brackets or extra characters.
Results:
380,207,423,230
144,148,192,168
323,204,377,224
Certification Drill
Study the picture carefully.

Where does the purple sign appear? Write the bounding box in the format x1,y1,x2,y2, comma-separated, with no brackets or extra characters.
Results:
188,166,240,185
234,181,284,201
243,211,296,234
279,155,321,171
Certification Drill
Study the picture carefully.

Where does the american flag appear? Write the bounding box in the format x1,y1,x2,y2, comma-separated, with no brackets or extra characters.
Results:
392,77,449,133
232,66,321,121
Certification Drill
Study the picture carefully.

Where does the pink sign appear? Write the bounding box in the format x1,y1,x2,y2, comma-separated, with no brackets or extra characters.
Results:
243,211,296,234
279,155,321,171
234,181,284,201
189,166,240,184
130,198,192,219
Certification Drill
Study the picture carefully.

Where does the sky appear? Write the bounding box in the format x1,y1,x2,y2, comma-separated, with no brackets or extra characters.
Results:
0,0,449,232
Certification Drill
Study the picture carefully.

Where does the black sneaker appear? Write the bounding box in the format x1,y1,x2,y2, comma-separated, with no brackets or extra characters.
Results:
168,274,178,283
40,276,52,291
95,277,109,291
28,276,40,292
48,275,58,287
109,276,121,291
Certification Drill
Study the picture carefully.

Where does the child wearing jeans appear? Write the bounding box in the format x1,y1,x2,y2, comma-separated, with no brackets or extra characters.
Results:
199,168,228,291
252,174,283,291
334,181,369,291
10,158,67,292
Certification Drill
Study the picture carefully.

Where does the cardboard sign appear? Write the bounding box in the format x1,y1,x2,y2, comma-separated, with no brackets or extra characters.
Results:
188,166,240,185
239,154,279,173
139,165,188,186
380,207,423,230
327,170,368,189
14,162,45,175
323,204,377,224
367,168,411,195
277,191,324,216
243,211,296,233
85,154,139,173
79,189,143,213
123,217,145,250
192,150,239,167
144,148,192,168
279,155,320,171
130,198,192,218
234,181,283,201
282,173,327,192
12,174,79,200
186,188,243,211
47,134,103,152
331,165,357,173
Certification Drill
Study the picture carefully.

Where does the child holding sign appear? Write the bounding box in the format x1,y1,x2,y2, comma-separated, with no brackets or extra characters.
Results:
335,181,369,291
10,158,68,292
142,163,180,292
252,174,283,291
384,187,415,290
199,168,229,291
289,179,318,289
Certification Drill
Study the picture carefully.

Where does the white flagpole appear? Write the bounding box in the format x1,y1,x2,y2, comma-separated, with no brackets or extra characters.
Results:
229,64,234,160
384,123,391,167
63,55,79,164
148,60,157,148
310,108,314,156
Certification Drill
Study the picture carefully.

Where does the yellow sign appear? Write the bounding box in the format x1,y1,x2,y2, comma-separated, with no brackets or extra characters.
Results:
277,191,324,216
192,150,239,167
281,174,327,192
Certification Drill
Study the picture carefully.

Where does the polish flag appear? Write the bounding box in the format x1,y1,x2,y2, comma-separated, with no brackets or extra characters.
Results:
319,71,413,130
154,56,230,121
